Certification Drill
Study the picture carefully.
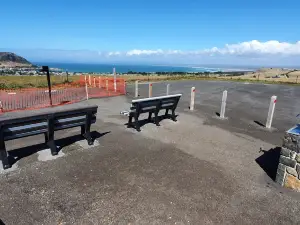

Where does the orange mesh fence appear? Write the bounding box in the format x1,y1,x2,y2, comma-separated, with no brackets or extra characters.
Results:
0,76,126,113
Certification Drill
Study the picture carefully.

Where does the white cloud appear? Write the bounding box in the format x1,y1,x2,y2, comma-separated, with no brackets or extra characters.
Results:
204,40,300,55
108,51,121,56
126,49,164,56
107,40,300,57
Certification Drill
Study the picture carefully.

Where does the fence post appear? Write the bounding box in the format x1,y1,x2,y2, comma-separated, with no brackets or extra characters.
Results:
296,76,299,84
190,87,195,110
0,100,3,113
220,90,227,119
113,68,117,92
149,83,153,98
106,79,109,91
89,75,91,86
266,96,277,129
85,79,89,100
99,76,101,88
93,76,96,87
135,80,139,97
124,81,127,94
166,84,170,95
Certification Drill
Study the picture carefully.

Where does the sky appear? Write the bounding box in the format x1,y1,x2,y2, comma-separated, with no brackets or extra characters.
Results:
1,0,300,66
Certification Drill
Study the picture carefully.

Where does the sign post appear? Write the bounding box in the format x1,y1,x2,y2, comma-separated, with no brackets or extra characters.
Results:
41,66,52,106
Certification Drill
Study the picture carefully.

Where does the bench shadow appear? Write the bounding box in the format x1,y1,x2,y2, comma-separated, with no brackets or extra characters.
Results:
254,120,265,127
255,146,281,181
215,112,220,117
7,131,110,167
125,115,178,129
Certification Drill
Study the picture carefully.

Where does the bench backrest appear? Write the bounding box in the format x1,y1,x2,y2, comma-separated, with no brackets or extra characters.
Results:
0,106,98,141
131,94,182,113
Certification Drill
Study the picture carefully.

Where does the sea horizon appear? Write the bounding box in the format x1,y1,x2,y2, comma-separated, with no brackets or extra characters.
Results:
33,62,256,73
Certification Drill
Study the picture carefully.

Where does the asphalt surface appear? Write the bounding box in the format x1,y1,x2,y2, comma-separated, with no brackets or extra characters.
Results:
127,80,300,145
0,81,300,224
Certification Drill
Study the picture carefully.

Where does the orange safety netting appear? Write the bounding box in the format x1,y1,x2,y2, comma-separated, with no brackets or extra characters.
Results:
0,75,126,113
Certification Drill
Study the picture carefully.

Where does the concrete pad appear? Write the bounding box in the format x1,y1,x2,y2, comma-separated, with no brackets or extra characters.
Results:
0,162,18,174
76,139,100,149
37,149,65,162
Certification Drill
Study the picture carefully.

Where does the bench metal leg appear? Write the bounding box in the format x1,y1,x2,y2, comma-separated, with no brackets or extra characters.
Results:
127,115,133,128
83,111,94,145
148,112,152,121
165,109,169,116
81,125,85,136
83,132,93,145
154,113,160,126
134,113,141,132
44,133,48,143
47,140,58,156
172,109,177,122
0,141,10,169
47,116,58,155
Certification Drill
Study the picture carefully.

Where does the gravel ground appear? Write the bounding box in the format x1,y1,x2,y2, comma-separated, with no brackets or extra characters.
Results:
0,82,300,224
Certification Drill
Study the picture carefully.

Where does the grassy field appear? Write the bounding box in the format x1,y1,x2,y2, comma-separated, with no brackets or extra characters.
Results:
0,73,299,89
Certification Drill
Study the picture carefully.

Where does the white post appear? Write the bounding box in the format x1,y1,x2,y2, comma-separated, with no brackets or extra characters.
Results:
166,84,170,95
113,68,117,92
266,96,277,129
89,75,91,86
190,87,195,110
220,90,227,119
135,80,139,97
85,80,89,100
149,83,153,98
99,76,101,88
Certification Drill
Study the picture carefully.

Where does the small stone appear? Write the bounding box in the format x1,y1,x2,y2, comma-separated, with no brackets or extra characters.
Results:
290,151,297,160
281,147,291,157
279,155,296,168
296,154,300,163
286,167,298,177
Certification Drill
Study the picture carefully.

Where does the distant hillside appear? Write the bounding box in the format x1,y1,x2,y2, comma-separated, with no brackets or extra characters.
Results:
0,52,34,67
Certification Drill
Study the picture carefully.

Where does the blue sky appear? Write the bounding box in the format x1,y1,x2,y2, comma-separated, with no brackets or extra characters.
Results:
1,0,300,66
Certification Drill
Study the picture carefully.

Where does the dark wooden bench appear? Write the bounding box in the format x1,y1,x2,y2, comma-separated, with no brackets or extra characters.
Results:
127,94,182,131
0,105,98,169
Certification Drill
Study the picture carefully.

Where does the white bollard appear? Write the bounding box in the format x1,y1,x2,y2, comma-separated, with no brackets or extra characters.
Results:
190,87,195,110
113,68,117,92
266,96,277,129
149,83,153,97
135,80,139,97
166,84,170,95
220,90,227,119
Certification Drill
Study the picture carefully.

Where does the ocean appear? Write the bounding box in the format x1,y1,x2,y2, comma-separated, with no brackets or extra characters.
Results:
33,62,253,73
